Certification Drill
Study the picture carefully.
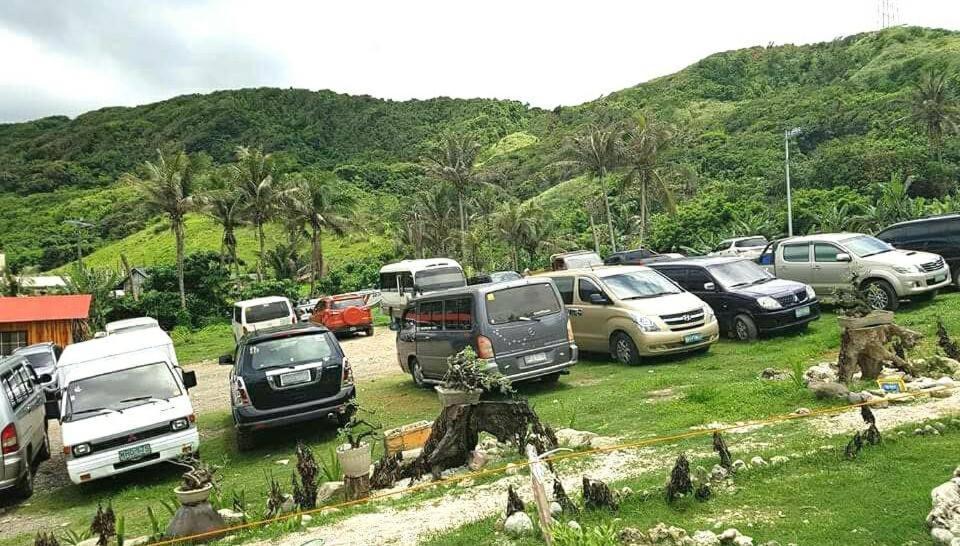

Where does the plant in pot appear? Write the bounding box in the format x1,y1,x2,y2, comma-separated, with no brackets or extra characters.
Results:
336,405,381,479
436,347,514,407
172,456,221,505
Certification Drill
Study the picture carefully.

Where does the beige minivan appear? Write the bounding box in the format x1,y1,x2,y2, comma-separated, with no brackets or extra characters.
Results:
539,266,719,364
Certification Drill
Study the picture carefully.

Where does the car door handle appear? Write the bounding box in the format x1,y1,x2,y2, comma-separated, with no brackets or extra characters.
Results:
416,335,434,341
568,308,583,316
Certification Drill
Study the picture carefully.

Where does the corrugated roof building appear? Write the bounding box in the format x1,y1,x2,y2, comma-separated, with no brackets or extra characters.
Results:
0,295,92,355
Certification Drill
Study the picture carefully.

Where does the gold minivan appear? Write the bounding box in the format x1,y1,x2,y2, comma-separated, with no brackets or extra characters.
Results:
539,265,719,364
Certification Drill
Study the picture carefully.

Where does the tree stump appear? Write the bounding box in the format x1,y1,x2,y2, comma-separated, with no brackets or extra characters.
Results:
344,474,371,501
582,477,618,511
165,502,226,540
371,452,402,490
837,323,922,382
553,479,579,516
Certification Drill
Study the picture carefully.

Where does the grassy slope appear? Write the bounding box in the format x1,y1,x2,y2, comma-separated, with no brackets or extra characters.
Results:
5,293,959,545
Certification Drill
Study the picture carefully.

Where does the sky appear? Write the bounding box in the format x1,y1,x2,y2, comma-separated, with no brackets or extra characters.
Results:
1,0,959,123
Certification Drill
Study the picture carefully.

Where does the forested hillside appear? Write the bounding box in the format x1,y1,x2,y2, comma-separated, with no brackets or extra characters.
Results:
2,25,959,276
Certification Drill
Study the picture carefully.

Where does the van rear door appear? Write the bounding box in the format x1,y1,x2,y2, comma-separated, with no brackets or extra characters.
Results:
483,283,567,375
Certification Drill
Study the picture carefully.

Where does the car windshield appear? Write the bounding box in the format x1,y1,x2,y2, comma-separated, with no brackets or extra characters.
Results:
330,298,365,309
65,362,181,421
489,271,522,283
245,333,335,371
244,301,290,323
841,235,893,258
21,352,55,371
707,260,774,289
415,267,466,292
602,270,682,299
560,253,603,269
486,284,562,324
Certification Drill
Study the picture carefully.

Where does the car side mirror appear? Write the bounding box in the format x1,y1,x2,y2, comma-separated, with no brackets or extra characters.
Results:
44,400,60,420
703,282,716,291
588,293,610,305
836,253,852,262
218,354,234,365
37,373,53,384
182,370,198,389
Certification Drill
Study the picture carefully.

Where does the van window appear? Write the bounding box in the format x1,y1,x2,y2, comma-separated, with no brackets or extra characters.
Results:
735,237,767,248
415,267,465,292
1,365,33,409
713,241,731,252
64,362,182,421
416,301,443,331
379,272,398,293
245,333,335,371
443,298,473,331
782,244,809,262
330,297,365,309
486,284,562,325
0,331,27,356
551,277,574,305
233,306,242,322
578,278,604,303
244,301,291,324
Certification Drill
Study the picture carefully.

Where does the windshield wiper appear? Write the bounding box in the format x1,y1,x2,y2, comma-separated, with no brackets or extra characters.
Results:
68,407,121,420
753,278,774,284
622,293,668,299
728,282,751,288
861,249,891,257
119,396,168,407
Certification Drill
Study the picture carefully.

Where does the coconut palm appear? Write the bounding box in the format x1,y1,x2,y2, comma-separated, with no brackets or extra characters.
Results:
421,133,482,261
122,150,196,310
409,184,459,257
909,68,960,162
493,202,553,271
201,190,248,275
232,146,286,281
622,114,678,246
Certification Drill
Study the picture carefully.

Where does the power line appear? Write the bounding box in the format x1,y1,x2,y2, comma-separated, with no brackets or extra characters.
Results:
877,0,900,29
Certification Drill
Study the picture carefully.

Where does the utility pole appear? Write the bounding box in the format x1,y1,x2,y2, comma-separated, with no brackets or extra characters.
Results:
64,220,94,264
784,128,802,237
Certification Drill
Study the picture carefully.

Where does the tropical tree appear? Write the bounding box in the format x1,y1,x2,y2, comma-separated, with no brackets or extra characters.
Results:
558,123,627,252
909,68,960,162
65,265,122,331
264,243,304,282
408,184,459,257
232,146,285,281
493,202,553,271
421,133,482,261
622,114,678,246
852,173,926,232
201,190,248,274
812,202,857,233
122,150,197,310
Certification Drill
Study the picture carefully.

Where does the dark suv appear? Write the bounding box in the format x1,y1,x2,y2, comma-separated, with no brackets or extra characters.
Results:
603,248,680,266
219,323,356,451
877,214,960,287
649,257,820,341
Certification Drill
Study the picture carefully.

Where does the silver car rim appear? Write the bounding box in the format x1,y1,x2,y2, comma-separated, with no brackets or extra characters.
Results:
616,338,632,362
866,284,888,310
736,320,749,340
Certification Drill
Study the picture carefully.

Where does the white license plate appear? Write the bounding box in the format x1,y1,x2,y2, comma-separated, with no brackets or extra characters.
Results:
524,353,549,366
279,370,311,387
683,333,703,344
795,305,811,318
118,443,152,462
931,274,947,284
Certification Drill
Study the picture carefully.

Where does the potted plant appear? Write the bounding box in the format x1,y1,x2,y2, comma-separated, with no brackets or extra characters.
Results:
834,272,894,330
172,456,220,505
336,407,381,478
435,347,513,407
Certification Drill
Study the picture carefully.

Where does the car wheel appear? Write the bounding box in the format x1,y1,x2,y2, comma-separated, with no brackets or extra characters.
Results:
236,429,255,452
540,373,560,385
365,327,374,337
14,456,34,500
610,332,641,365
863,279,899,311
409,358,428,388
37,431,50,464
733,314,758,341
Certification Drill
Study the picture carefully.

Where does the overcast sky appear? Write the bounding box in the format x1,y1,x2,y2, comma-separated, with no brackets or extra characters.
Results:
1,0,959,123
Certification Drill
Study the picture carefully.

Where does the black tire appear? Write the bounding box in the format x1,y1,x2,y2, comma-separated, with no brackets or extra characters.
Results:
14,453,34,500
863,279,899,311
365,327,374,337
913,290,937,302
540,373,561,385
409,358,428,388
610,332,641,365
732,314,758,341
37,430,50,464
954,268,960,289
236,428,255,452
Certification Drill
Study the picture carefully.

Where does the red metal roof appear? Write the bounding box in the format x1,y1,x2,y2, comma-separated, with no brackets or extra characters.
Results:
0,295,92,323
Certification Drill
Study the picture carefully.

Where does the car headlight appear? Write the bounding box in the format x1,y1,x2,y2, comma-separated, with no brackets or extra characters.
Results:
892,266,914,274
915,264,927,274
171,418,190,431
72,443,91,457
702,306,715,321
631,314,661,332
805,285,816,300
757,296,782,310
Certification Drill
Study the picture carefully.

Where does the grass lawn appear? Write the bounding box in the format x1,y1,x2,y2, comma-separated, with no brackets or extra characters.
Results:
172,322,236,364
5,292,960,545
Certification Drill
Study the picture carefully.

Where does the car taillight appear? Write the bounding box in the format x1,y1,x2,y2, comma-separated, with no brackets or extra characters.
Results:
233,377,251,407
566,319,575,342
341,358,354,387
476,335,495,359
1,423,18,455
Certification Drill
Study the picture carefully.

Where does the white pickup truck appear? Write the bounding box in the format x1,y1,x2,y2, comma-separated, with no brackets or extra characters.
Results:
756,232,951,311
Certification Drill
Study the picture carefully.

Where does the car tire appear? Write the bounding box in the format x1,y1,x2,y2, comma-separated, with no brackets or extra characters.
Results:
733,314,758,341
236,429,255,452
409,358,428,388
14,455,34,500
37,431,50,464
365,327,374,337
610,332,641,365
540,373,561,385
863,279,899,311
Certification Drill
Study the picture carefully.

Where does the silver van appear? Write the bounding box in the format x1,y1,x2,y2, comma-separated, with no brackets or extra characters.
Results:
0,354,50,500
394,278,578,386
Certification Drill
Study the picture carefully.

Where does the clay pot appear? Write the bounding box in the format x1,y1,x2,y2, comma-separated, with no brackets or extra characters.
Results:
435,386,482,407
337,442,372,478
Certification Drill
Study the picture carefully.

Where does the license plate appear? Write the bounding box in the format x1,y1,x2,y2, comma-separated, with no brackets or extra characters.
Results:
118,443,152,462
522,353,549,368
279,370,311,387
931,274,947,284
683,333,703,344
795,305,811,318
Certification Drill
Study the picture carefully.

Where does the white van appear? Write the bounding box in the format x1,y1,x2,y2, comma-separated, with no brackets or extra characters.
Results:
379,259,467,319
51,329,198,484
105,317,161,336
231,297,297,341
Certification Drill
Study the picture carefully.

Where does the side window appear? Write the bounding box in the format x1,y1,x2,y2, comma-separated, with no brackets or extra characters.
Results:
551,277,574,305
1,365,32,409
233,306,242,323
814,244,842,262
444,298,473,331
713,242,730,253
0,331,27,356
379,272,398,293
416,301,443,332
927,220,954,240
782,244,810,263
685,269,713,291
654,268,686,288
400,273,414,293
578,278,603,304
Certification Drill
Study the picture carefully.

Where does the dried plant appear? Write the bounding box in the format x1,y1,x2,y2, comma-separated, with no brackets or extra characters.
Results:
337,402,382,448
265,474,286,517
864,423,882,446
844,432,863,460
34,532,60,546
172,455,221,492
861,406,876,426
553,479,580,516
582,477,619,511
937,317,960,360
694,466,711,501
441,347,514,395
292,441,319,509
506,485,525,517
90,503,116,546
666,454,693,503
712,431,732,470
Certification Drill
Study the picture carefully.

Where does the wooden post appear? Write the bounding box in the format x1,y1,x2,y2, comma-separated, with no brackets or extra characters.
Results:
344,474,370,501
526,444,553,546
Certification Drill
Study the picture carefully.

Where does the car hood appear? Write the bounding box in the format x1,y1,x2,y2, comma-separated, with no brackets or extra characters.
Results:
60,395,194,446
618,291,707,314
861,249,942,268
730,278,808,298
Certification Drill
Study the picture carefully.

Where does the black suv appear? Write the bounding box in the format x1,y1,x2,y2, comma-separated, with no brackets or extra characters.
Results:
877,214,960,287
219,323,356,450
604,247,678,266
649,257,820,341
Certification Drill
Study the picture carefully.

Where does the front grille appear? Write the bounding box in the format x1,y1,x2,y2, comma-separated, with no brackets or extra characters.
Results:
659,309,705,331
91,423,173,454
921,257,946,272
776,290,809,308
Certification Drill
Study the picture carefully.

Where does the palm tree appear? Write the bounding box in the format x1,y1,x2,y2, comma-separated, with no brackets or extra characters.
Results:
264,243,304,282
65,265,123,331
410,185,459,257
421,133,481,261
909,68,960,162
558,123,627,252
122,150,196,310
202,190,248,275
232,146,285,281
622,114,678,246
493,202,553,271
286,173,355,295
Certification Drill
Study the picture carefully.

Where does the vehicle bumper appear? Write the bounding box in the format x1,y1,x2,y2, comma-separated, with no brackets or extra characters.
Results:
893,268,952,296
0,450,26,491
755,301,821,333
66,428,199,484
489,343,578,382
634,320,720,356
328,324,372,334
234,386,356,431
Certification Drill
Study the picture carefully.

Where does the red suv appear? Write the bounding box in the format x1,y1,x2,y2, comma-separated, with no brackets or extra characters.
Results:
311,294,374,336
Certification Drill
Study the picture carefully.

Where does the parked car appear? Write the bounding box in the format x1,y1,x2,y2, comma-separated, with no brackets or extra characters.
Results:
295,299,320,322
0,354,50,499
604,248,683,266
52,328,198,484
756,232,951,311
311,294,374,336
538,265,719,365
394,278,577,386
467,271,523,285
104,317,160,336
231,296,297,341
708,236,769,258
649,257,820,340
12,342,61,399
876,213,960,287
379,259,467,320
219,323,356,451
550,250,603,271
